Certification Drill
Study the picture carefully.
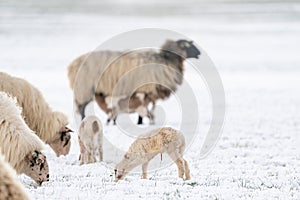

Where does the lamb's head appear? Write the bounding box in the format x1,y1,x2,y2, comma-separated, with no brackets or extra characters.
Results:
49,111,73,157
24,150,49,185
114,153,139,182
49,126,73,157
161,39,201,59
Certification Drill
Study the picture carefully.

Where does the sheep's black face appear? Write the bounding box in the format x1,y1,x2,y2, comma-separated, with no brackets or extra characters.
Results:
177,40,201,59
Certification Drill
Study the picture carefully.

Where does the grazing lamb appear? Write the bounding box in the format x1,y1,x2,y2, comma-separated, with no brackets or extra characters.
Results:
95,92,155,125
114,127,190,182
78,115,103,165
0,72,73,157
0,92,49,185
0,153,30,200
67,39,201,124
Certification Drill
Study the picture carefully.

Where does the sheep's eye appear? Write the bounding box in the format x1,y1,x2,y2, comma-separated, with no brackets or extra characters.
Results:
185,42,191,48
124,154,129,159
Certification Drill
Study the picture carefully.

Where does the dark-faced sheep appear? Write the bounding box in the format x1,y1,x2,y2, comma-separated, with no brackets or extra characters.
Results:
0,153,31,200
0,92,49,185
67,39,200,124
0,72,73,157
114,127,190,182
78,115,103,165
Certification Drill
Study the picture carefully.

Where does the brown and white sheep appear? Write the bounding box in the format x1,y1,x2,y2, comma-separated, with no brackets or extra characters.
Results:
67,39,200,124
78,115,103,165
0,92,49,185
114,127,190,182
95,92,155,125
0,72,73,157
0,153,31,200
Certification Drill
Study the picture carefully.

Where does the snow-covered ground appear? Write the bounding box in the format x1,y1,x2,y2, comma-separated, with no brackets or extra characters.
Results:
0,0,300,199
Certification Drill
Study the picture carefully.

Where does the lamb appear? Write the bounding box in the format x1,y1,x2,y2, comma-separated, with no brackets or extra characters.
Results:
114,127,190,182
0,92,49,185
95,92,155,125
78,115,103,165
0,153,30,200
0,72,73,157
67,39,201,124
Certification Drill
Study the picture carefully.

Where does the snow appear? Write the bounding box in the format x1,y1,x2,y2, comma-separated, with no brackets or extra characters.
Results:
0,0,300,199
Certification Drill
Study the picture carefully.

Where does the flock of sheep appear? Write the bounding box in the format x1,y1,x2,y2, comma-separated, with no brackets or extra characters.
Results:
0,39,200,199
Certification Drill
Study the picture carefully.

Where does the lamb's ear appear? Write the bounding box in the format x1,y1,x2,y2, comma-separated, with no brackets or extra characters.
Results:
0,118,5,125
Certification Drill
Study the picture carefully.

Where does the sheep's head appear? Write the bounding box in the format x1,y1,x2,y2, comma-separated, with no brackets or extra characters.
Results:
49,127,73,157
24,150,49,185
114,153,138,182
176,40,201,59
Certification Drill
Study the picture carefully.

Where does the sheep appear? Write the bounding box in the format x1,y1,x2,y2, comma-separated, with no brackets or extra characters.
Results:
0,72,73,157
114,127,190,182
78,115,103,165
0,91,49,185
67,39,201,124
0,153,31,200
95,92,155,125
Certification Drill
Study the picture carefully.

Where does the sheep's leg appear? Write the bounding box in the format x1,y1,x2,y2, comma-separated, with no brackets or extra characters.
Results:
142,162,149,179
183,159,191,180
99,147,103,161
78,101,89,120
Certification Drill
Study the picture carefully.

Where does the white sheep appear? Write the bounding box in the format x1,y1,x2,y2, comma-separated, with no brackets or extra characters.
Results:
78,115,103,165
114,127,190,182
0,91,49,185
95,92,155,125
0,153,31,200
67,39,201,124
0,72,73,157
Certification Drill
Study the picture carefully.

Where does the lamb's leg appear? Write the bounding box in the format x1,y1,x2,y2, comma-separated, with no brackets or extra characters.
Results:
147,110,154,125
149,100,155,124
167,151,184,179
137,116,143,125
113,117,117,125
87,151,93,164
183,159,190,180
142,162,149,179
106,112,113,125
78,137,85,165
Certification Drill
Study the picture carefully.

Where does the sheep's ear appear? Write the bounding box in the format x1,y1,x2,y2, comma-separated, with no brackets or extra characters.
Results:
60,131,71,147
65,127,74,133
36,154,45,164
32,150,39,159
